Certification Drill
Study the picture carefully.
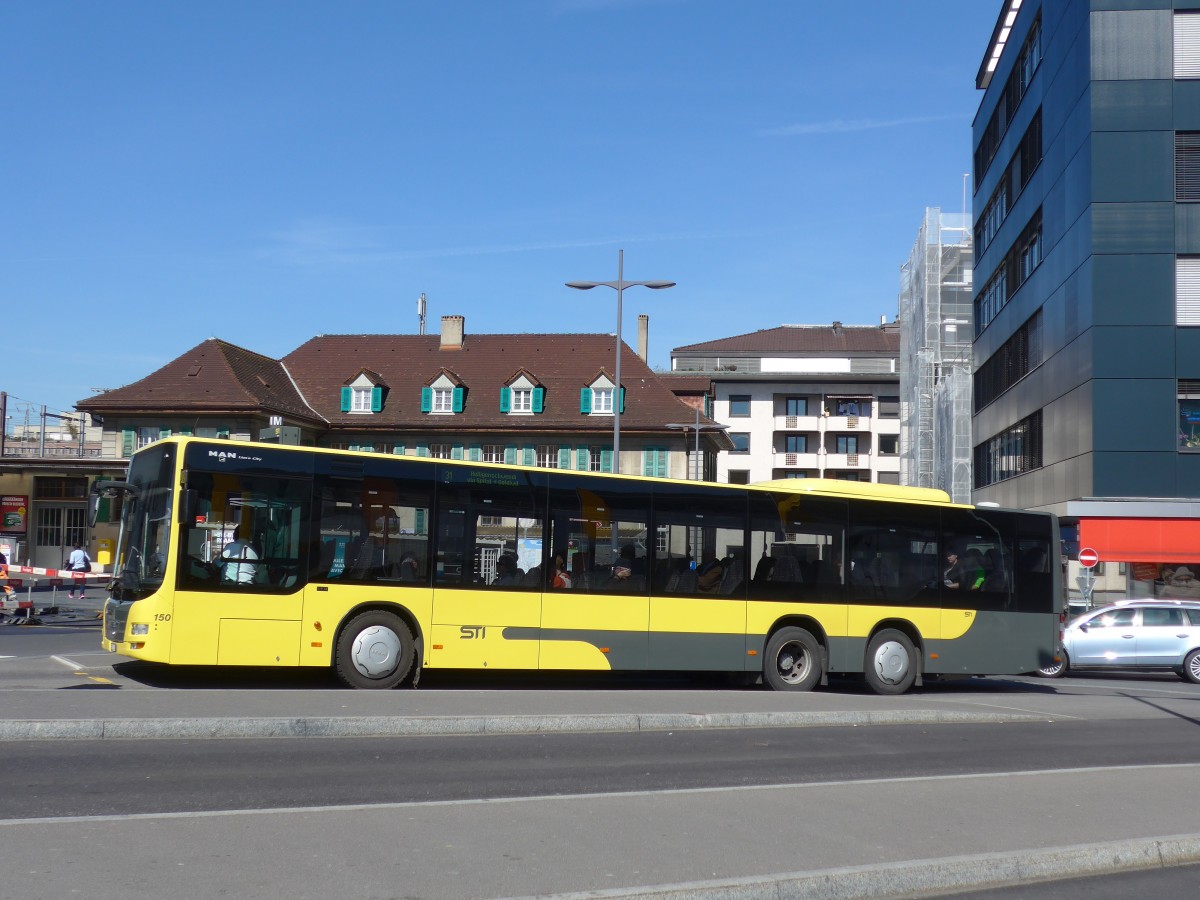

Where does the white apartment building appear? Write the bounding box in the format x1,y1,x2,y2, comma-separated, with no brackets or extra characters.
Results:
669,322,901,485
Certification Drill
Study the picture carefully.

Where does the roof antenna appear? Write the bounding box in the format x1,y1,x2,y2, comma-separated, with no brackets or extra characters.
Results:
417,293,427,335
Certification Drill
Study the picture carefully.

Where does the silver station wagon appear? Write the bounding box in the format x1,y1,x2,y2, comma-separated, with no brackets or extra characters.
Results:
1038,599,1200,682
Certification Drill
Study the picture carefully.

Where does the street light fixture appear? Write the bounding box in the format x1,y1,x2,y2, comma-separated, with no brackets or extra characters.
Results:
567,249,675,474
666,407,729,481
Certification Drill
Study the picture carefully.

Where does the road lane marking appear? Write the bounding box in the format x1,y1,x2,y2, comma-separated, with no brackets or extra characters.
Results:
3,762,1200,827
51,656,83,671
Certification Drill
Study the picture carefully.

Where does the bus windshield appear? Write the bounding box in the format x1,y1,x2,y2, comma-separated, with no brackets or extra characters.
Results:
113,443,176,597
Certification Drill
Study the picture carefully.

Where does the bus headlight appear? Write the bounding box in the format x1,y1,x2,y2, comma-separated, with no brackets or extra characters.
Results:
130,623,149,635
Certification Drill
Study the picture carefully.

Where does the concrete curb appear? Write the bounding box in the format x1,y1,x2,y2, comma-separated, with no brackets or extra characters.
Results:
0,708,1053,741
518,833,1200,899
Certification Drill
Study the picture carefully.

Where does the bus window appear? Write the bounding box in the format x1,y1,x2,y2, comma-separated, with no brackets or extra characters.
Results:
942,508,1014,611
312,468,433,585
435,465,547,588
547,475,650,592
748,493,847,601
846,501,938,606
178,471,310,592
650,483,746,597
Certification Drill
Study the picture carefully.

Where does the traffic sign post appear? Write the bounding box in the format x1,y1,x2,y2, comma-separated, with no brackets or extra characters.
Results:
1078,547,1099,569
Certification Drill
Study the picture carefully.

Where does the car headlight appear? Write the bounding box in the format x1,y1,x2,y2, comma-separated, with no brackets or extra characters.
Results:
130,623,149,635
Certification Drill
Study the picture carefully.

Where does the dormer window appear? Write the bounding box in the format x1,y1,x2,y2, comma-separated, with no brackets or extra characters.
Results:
421,370,465,415
501,370,543,415
341,371,385,414
592,387,614,414
432,387,454,413
581,372,623,416
351,386,374,412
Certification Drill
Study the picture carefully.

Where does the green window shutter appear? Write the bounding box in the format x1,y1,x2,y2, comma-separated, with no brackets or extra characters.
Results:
532,387,544,413
504,446,517,465
600,449,613,473
643,448,653,476
121,429,135,457
580,388,592,414
469,444,482,461
652,448,667,477
522,447,535,467
361,444,375,453
217,429,230,439
179,426,193,436
348,444,360,452
371,386,383,412
619,387,626,413
499,387,511,413
392,445,406,455
451,445,464,460
576,446,589,470
416,443,429,457
558,447,570,469
340,387,352,412
159,427,171,440
420,387,432,413
415,509,427,534
452,386,465,413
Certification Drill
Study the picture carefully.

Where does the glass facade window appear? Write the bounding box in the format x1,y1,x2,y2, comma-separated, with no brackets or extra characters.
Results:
729,395,751,416
730,433,750,453
974,410,1043,489
975,311,1042,412
785,397,807,416
784,435,807,454
1179,381,1200,450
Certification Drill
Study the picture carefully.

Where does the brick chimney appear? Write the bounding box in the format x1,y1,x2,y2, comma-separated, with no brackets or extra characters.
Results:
440,315,464,350
637,314,649,362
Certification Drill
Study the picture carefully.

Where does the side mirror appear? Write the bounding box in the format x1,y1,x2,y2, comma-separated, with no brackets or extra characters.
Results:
179,488,197,524
87,490,101,528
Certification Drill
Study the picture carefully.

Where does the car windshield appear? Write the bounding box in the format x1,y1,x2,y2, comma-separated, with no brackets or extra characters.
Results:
113,444,176,597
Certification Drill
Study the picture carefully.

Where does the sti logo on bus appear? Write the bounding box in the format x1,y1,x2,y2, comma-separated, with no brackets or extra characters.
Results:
460,626,486,639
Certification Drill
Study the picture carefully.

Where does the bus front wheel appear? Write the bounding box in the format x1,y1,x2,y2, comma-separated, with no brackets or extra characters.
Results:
864,629,918,695
762,627,822,692
335,611,415,690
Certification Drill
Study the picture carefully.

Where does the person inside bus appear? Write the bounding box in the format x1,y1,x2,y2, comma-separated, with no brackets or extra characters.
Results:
944,548,984,591
494,554,521,586
551,554,572,589
696,548,724,593
219,537,259,584
397,553,420,582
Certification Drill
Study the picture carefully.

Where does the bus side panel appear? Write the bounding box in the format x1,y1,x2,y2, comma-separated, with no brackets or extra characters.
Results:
648,596,746,671
541,591,647,670
924,610,1058,675
428,588,540,669
171,591,303,666
298,585,434,668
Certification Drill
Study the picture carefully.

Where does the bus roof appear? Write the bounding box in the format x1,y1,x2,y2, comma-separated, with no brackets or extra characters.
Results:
750,478,962,507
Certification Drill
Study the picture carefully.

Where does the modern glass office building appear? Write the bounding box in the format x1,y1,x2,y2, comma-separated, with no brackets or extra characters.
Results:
973,1,1200,601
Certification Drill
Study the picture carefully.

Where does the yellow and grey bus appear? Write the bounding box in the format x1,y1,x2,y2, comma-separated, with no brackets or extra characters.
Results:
96,438,1062,693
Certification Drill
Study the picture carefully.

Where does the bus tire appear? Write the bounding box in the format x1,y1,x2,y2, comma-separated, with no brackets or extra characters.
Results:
864,629,917,696
762,626,822,692
335,610,415,690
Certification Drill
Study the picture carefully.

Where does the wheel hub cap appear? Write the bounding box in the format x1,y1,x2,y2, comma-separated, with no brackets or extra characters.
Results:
351,625,402,679
873,640,910,685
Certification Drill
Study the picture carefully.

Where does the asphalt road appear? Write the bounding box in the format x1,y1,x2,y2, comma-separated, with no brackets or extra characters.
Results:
5,619,1200,898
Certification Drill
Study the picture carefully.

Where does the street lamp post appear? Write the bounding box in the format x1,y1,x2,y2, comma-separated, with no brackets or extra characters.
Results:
665,407,729,481
567,249,675,474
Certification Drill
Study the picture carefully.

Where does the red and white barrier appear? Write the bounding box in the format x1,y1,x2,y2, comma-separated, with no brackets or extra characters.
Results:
0,565,108,614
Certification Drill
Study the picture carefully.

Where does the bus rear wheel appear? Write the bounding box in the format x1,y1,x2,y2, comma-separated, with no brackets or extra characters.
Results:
763,626,822,692
335,610,415,690
864,629,917,696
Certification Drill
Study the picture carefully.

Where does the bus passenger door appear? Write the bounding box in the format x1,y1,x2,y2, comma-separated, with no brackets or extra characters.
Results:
173,471,309,666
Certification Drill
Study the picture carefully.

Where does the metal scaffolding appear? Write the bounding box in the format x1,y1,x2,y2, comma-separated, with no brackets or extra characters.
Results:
898,208,974,503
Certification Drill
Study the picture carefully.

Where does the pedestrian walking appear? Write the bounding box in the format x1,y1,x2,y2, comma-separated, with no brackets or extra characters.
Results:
67,543,91,601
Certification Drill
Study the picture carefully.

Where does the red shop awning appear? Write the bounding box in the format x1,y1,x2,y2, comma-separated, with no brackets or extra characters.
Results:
1079,518,1200,564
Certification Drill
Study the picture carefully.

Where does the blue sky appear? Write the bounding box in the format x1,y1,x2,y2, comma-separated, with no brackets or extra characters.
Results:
2,0,999,418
